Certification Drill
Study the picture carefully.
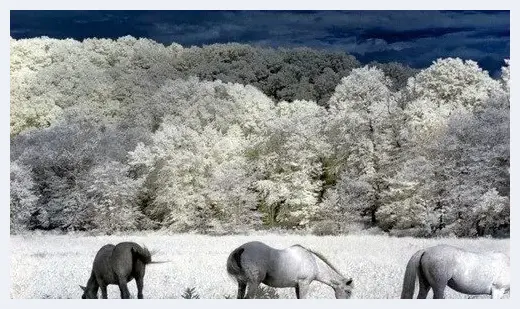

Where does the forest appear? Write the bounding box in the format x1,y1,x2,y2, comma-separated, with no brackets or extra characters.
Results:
10,36,510,237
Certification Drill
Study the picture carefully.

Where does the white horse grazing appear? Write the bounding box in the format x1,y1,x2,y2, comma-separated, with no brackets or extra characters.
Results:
226,241,354,299
401,244,510,299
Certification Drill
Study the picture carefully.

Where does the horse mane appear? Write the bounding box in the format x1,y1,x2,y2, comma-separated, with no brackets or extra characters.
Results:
295,245,344,276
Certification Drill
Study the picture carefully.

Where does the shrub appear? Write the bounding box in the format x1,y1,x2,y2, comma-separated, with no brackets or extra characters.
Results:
311,220,340,236
181,287,200,299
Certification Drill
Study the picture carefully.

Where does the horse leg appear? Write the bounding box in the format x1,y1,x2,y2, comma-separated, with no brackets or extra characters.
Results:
421,260,444,299
243,266,266,299
100,284,108,299
296,282,310,299
237,281,247,299
244,281,260,299
134,261,146,299
118,279,131,299
417,283,431,299
432,286,446,299
136,275,144,299
417,270,431,299
491,287,505,299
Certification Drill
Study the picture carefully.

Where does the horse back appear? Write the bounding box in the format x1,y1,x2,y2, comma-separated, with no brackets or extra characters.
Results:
284,245,318,274
422,245,478,274
93,244,116,266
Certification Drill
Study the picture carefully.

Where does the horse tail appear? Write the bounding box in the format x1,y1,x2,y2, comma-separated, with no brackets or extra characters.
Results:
226,247,245,280
148,260,171,265
131,244,153,265
401,249,425,299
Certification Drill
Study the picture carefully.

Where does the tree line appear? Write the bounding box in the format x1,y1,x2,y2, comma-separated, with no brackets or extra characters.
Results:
10,36,510,237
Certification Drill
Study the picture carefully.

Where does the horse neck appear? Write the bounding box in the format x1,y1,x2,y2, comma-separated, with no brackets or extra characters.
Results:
86,271,99,292
313,255,344,287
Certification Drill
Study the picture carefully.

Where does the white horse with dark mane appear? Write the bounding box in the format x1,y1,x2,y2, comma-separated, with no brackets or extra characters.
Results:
401,244,510,299
227,241,354,299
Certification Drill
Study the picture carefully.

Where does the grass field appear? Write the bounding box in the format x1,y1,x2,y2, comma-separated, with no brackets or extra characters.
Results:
10,233,509,299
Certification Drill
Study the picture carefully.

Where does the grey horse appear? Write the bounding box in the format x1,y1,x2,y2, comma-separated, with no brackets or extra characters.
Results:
401,244,510,299
227,241,354,299
80,242,167,299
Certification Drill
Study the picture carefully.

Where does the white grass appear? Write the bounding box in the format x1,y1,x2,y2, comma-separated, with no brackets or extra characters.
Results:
10,233,509,299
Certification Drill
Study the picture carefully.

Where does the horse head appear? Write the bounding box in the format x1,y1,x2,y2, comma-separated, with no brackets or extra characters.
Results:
80,285,98,299
332,278,354,299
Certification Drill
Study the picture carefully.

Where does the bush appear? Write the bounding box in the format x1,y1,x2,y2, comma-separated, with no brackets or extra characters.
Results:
181,287,200,299
388,227,432,238
311,220,340,236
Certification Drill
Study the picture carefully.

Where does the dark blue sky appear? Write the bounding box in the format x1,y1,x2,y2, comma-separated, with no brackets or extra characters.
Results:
10,10,510,75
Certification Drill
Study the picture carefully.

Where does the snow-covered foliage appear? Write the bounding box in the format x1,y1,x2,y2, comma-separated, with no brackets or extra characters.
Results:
10,161,39,233
129,122,258,232
326,67,400,224
10,37,509,236
86,161,144,233
252,100,330,226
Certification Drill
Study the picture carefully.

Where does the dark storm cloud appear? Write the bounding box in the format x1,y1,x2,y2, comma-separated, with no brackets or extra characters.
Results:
10,10,509,74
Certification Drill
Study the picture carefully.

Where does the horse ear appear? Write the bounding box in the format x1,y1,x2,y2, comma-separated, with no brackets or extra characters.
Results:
346,278,353,286
79,285,86,291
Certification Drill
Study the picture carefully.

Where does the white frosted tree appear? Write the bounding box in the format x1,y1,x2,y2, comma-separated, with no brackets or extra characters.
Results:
405,58,502,112
252,100,331,227
10,37,114,136
375,156,438,236
401,58,503,152
10,36,184,137
472,189,509,236
381,58,509,236
10,161,39,233
85,161,144,233
326,66,399,225
438,95,509,236
143,77,276,135
11,118,143,231
129,122,258,232
10,37,65,136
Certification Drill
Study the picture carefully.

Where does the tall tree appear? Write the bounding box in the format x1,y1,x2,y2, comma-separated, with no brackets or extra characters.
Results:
10,161,39,233
252,100,331,227
128,122,258,232
379,58,508,236
326,66,398,225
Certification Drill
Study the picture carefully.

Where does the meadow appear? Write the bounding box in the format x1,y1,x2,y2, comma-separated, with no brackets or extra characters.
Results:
10,233,509,299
